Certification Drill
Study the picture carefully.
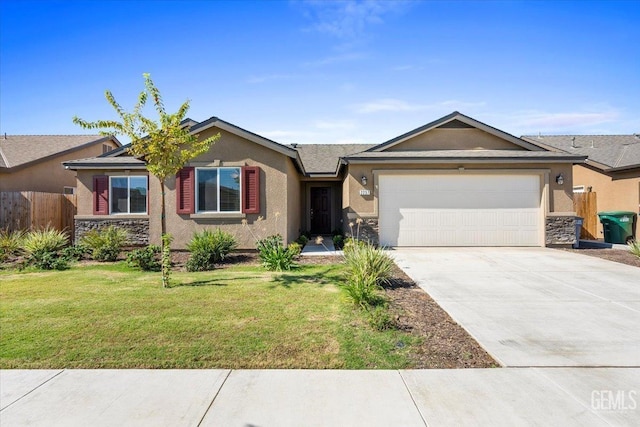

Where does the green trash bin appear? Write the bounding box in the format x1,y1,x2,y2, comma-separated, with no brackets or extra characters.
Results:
597,211,637,244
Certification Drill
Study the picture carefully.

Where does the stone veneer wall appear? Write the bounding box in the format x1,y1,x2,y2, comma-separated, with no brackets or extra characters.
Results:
347,218,380,246
545,215,578,246
75,218,150,245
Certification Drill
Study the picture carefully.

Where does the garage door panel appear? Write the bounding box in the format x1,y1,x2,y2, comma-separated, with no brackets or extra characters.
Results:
378,174,542,247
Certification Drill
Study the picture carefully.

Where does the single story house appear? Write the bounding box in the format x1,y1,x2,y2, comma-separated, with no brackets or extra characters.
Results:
522,135,640,237
0,134,121,193
63,112,586,249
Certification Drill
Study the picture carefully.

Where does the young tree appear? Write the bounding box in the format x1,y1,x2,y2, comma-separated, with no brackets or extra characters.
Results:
73,73,220,287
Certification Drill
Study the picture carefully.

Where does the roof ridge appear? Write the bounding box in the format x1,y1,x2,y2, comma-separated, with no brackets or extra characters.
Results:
523,134,637,137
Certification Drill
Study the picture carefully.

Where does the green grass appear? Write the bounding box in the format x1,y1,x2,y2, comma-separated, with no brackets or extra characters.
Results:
0,263,416,369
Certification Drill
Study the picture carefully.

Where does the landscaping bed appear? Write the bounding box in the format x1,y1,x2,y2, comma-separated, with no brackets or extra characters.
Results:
561,248,640,268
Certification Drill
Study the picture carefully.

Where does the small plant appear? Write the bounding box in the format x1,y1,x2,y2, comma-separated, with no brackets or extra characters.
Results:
366,305,394,331
295,234,309,246
256,234,296,271
287,242,302,258
127,245,161,271
81,226,128,262
186,229,238,272
332,234,344,249
0,229,25,262
629,240,640,258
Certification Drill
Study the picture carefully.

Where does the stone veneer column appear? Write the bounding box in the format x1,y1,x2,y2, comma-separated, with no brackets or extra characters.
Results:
545,215,578,246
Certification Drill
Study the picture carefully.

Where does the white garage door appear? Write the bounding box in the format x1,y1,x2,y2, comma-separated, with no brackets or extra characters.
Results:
378,174,542,247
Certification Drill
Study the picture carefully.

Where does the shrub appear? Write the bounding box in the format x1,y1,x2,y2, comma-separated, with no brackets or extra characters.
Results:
295,235,309,246
342,242,393,307
22,228,68,256
186,229,238,272
332,234,344,249
257,234,296,271
81,226,128,262
127,245,161,271
629,240,640,258
0,229,25,262
29,250,69,270
61,244,88,261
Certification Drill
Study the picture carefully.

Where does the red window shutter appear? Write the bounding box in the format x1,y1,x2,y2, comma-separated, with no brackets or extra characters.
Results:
176,167,195,214
242,166,260,214
93,175,109,215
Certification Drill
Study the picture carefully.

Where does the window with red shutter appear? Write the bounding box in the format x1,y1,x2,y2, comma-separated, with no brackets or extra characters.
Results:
93,175,109,215
176,167,195,214
242,166,260,214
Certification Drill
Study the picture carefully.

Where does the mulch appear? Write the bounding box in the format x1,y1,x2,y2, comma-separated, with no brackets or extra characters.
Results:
560,248,640,268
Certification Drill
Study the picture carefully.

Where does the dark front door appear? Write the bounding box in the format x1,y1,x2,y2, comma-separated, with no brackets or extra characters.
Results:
310,187,331,234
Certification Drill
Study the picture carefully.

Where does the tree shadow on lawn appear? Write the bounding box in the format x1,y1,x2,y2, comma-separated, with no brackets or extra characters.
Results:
171,279,229,288
270,267,342,289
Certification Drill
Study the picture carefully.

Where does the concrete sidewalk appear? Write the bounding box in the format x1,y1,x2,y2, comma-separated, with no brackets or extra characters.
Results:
2,368,638,426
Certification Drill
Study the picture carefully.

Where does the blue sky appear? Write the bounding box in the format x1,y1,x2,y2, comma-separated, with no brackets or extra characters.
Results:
1,0,638,145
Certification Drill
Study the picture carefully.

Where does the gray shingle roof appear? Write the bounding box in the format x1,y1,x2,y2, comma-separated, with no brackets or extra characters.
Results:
294,144,374,174
521,135,640,169
0,135,119,170
344,150,586,162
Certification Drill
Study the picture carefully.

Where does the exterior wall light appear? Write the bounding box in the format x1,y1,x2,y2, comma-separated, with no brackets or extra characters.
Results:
556,173,564,185
361,175,367,186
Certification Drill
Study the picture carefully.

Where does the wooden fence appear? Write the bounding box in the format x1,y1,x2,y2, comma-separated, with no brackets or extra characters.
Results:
0,192,77,241
573,192,598,240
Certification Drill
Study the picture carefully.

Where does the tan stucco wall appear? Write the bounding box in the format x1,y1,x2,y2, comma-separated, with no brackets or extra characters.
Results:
386,129,527,151
74,127,297,250
343,162,575,220
573,165,639,236
0,141,119,193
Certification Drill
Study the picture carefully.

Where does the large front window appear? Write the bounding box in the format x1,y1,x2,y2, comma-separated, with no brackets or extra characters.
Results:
196,167,241,213
110,176,148,214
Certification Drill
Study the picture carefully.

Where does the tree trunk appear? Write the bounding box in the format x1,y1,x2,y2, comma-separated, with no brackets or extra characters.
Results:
160,179,168,288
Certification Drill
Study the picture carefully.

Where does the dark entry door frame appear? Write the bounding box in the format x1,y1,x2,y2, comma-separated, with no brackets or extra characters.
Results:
310,186,332,235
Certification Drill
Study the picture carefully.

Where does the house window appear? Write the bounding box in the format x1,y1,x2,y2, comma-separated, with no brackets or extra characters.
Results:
196,167,241,213
102,144,113,154
109,176,147,214
63,186,75,195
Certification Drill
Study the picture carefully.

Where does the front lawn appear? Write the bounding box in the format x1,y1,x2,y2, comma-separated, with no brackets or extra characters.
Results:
0,263,416,369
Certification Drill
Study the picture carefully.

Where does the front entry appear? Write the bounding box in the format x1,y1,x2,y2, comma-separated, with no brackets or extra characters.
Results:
310,187,331,234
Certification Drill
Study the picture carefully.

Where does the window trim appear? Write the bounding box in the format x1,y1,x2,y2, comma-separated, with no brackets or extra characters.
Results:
195,167,242,214
109,176,148,215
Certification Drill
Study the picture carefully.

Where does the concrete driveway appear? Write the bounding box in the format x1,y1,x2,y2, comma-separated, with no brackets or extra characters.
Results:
392,247,640,367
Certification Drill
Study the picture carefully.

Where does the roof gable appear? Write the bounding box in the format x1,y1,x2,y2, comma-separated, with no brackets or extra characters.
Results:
368,112,544,152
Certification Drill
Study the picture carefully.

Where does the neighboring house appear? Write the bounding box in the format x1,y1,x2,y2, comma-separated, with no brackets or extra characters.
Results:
522,135,640,237
63,112,585,249
0,135,121,193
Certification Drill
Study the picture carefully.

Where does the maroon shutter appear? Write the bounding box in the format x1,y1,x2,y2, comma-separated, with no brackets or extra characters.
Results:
93,175,109,215
176,167,195,214
242,166,260,214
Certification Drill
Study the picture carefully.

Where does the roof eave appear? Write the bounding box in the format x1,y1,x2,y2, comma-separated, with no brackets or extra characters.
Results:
63,163,147,171
344,156,586,164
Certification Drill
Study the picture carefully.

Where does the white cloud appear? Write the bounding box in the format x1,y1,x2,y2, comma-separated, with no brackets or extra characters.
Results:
246,74,297,84
297,0,410,39
503,110,620,133
303,52,367,67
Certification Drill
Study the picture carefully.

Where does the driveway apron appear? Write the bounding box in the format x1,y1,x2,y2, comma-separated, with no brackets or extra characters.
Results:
391,247,640,367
